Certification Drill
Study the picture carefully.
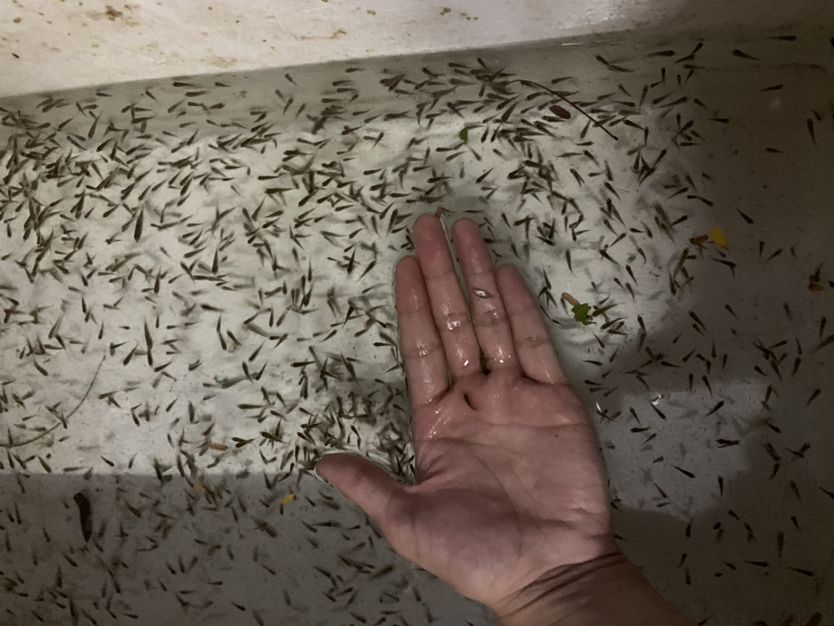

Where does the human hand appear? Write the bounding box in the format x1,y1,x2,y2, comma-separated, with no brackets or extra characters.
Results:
317,214,620,617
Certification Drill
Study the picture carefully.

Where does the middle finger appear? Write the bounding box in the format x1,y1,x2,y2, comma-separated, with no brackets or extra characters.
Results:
414,215,481,379
452,218,519,373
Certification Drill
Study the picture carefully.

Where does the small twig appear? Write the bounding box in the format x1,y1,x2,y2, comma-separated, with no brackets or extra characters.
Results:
2,355,106,449
514,79,620,141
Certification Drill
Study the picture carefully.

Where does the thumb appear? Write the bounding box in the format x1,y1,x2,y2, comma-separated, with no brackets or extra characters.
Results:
316,453,404,525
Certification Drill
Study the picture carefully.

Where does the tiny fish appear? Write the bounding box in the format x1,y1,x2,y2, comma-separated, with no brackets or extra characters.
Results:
73,492,93,542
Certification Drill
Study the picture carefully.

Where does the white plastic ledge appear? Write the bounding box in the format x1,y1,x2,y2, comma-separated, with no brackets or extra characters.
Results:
0,0,832,98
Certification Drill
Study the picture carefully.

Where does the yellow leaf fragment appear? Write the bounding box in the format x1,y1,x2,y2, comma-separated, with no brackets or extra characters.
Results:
710,226,729,249
279,493,296,506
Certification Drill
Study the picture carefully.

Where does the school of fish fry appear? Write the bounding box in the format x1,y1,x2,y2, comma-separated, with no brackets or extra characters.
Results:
1,29,833,626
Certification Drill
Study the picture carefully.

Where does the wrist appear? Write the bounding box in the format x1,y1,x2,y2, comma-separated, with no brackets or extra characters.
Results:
492,552,693,626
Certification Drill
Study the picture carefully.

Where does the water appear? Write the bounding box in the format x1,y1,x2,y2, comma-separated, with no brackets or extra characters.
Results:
1,29,833,625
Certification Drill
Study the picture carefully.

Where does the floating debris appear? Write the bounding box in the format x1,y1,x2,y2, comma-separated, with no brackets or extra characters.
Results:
709,226,729,249
562,292,594,325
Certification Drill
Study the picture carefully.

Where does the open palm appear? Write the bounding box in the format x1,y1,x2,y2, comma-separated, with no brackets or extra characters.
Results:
317,216,617,611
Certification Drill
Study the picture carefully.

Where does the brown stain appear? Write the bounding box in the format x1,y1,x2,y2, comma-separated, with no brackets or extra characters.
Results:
204,56,237,69
298,28,347,41
104,4,123,20
366,9,376,15
440,8,478,20
87,4,138,25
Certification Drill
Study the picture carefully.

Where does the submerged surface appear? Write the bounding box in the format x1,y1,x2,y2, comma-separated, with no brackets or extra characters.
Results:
1,29,833,625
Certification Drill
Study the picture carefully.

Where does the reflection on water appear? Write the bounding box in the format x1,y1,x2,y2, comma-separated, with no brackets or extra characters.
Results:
1,29,833,625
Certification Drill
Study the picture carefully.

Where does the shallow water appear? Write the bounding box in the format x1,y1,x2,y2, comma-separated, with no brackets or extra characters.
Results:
1,29,833,625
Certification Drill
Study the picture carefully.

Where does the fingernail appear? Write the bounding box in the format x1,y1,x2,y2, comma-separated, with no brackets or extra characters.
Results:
312,453,340,485
310,467,333,487
308,463,327,485
393,253,413,269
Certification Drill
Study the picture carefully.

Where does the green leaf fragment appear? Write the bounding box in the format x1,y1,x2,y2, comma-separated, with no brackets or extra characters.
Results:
571,302,594,325
458,127,469,143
